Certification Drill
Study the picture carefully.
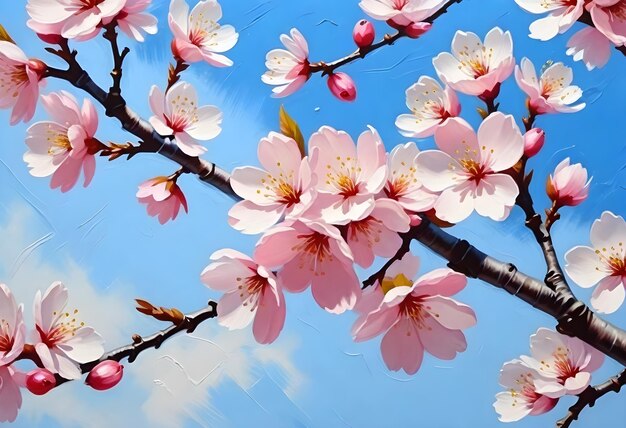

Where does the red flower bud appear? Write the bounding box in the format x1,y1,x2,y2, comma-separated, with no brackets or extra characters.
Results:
85,360,124,391
327,72,357,102
28,59,47,80
524,128,545,158
353,20,375,48
26,369,56,396
404,22,432,39
37,33,65,45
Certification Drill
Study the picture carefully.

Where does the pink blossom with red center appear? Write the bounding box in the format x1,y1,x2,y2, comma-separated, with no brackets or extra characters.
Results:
105,0,158,42
201,249,286,344
24,91,100,192
0,41,46,125
546,158,591,207
254,220,360,314
353,254,475,375
137,176,188,224
588,0,626,47
359,0,447,27
514,0,585,41
32,282,105,380
262,28,311,98
169,0,238,67
149,81,222,156
229,132,315,234
27,0,125,40
308,126,387,225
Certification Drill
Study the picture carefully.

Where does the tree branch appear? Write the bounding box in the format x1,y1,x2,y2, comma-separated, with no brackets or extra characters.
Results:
102,23,130,99
308,0,463,75
577,11,626,56
362,230,413,289
556,369,626,428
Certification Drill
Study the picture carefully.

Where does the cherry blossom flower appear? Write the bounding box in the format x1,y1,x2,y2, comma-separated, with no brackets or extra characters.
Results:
514,0,585,41
149,81,222,156
108,0,158,42
308,126,387,225
168,0,238,67
0,41,46,125
395,76,461,138
515,58,585,114
0,284,25,368
415,113,524,223
23,91,100,192
254,220,360,314
27,0,125,40
520,328,604,398
565,211,626,314
494,360,558,422
0,366,22,422
432,27,515,97
546,158,590,208
353,258,475,375
346,198,410,268
566,27,613,70
32,282,104,380
262,28,310,98
588,0,626,47
384,142,439,213
359,0,447,27
201,249,286,344
229,132,315,234
137,176,188,224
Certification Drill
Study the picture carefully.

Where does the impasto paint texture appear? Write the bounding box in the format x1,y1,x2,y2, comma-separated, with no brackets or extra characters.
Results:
0,1,625,427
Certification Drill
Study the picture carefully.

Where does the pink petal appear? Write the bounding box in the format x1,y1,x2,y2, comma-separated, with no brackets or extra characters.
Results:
422,295,476,329
252,285,286,344
418,314,467,359
381,317,424,375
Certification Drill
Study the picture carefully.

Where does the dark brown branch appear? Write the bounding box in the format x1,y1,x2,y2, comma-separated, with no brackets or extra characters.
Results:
308,0,463,75
102,23,130,98
577,11,626,56
556,369,626,428
167,57,189,92
362,231,413,289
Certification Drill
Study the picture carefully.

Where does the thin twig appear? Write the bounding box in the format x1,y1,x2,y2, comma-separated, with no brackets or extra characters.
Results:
362,230,414,289
102,23,130,98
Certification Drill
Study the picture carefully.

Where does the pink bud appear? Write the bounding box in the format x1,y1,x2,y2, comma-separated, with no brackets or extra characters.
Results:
546,158,590,207
26,369,56,395
353,20,375,48
85,360,124,391
524,128,545,158
409,214,422,227
327,72,357,102
404,22,432,39
37,33,64,45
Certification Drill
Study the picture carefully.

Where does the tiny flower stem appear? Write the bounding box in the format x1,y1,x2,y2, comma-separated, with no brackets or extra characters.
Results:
102,23,130,108
544,200,562,232
167,57,189,92
168,167,189,182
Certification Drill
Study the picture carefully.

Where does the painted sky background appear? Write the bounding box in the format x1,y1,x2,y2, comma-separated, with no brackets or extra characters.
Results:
0,0,625,427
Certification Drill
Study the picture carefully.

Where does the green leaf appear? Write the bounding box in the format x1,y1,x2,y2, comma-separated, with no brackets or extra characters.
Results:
0,24,15,44
279,105,305,158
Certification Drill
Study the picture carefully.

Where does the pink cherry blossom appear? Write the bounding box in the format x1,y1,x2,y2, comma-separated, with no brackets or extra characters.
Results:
262,28,310,98
149,81,222,156
433,27,515,97
415,113,524,223
566,27,613,70
514,0,585,41
565,211,626,314
494,360,558,422
137,176,188,224
201,249,286,344
346,198,410,268
588,0,626,47
0,284,25,367
384,142,439,213
24,91,100,192
229,132,314,234
395,76,461,138
515,58,585,114
546,158,591,207
169,0,238,67
254,220,360,314
27,0,125,40
353,259,475,375
0,41,46,125
308,126,387,224
520,328,604,398
0,366,22,422
32,282,105,380
359,0,447,27
107,0,158,42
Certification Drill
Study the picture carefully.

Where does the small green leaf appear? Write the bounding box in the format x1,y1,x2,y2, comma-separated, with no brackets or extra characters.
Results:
0,24,15,44
279,105,306,158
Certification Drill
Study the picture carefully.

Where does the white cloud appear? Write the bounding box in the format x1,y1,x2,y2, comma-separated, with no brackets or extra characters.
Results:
0,201,304,427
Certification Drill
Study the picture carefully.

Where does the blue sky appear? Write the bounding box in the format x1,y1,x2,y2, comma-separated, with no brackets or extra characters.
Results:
1,0,625,427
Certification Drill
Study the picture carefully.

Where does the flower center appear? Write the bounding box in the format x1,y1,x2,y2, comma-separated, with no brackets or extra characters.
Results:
595,243,626,276
167,95,198,133
47,130,72,156
293,232,332,264
79,0,105,10
0,64,29,99
459,158,487,183
509,371,542,405
188,10,220,47
0,319,14,354
387,161,418,199
258,165,301,206
381,273,413,294
392,0,408,9
608,1,626,21
456,43,494,79
275,181,301,206
325,155,363,197
541,75,565,98
347,217,383,248
235,272,269,310
399,295,429,329
37,308,84,348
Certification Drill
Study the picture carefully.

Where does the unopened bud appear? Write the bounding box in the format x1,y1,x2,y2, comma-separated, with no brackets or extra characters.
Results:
353,20,375,48
327,72,357,102
546,158,590,207
405,22,432,39
524,128,545,158
26,369,56,396
37,33,64,45
85,360,124,391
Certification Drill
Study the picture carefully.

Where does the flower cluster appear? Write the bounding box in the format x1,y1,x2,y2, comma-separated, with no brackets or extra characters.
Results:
515,0,626,70
494,328,604,422
0,282,115,422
